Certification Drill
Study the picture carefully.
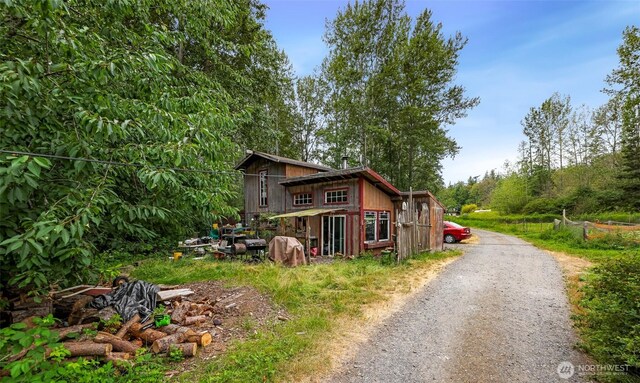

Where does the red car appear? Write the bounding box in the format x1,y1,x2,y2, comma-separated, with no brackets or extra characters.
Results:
443,221,471,243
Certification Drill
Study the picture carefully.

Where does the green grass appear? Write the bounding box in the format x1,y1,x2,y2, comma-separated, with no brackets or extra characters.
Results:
131,250,460,382
451,212,637,262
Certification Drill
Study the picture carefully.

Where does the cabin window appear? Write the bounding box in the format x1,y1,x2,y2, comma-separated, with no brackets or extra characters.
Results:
259,170,267,206
293,193,312,206
324,188,348,204
364,212,377,242
379,212,390,241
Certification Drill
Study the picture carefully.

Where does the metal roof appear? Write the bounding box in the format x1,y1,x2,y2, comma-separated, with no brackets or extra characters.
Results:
279,166,402,196
270,208,347,219
234,150,333,172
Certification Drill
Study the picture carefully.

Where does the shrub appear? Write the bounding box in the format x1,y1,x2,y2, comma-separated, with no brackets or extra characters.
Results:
522,198,559,215
461,204,478,214
0,314,167,382
578,253,640,374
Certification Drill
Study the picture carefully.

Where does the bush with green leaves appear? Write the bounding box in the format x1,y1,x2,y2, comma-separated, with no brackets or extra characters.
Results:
0,315,167,382
0,0,293,295
578,253,640,376
460,204,478,214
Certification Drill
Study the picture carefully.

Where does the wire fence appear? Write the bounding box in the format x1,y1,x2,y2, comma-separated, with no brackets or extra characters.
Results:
554,215,640,243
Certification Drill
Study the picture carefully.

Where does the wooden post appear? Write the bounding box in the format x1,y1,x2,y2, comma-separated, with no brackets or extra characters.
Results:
279,218,285,235
305,221,311,263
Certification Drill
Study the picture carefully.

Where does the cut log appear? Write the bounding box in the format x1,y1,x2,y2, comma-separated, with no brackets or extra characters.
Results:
186,331,212,347
157,289,194,301
104,353,133,368
200,305,215,315
107,352,131,360
156,324,212,347
183,315,207,326
67,295,95,325
170,301,191,324
96,306,118,323
151,332,187,353
48,342,112,358
159,324,194,336
115,313,140,339
53,323,97,340
94,332,140,354
167,342,197,357
129,323,168,344
10,306,53,324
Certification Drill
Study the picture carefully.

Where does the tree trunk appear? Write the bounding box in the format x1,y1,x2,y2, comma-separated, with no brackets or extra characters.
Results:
94,332,139,354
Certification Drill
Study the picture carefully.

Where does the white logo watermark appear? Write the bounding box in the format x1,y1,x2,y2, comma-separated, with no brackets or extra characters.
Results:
557,361,575,379
557,361,629,379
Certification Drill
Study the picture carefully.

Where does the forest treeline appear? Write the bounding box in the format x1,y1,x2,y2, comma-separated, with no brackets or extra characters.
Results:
438,26,640,216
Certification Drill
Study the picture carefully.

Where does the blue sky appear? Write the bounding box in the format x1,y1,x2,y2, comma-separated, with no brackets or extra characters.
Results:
262,0,639,185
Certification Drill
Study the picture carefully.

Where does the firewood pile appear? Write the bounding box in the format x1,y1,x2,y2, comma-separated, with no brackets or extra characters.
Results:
5,287,222,366
3,279,286,374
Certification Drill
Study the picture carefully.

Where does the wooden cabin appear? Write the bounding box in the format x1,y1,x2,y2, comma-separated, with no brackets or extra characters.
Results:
235,151,444,257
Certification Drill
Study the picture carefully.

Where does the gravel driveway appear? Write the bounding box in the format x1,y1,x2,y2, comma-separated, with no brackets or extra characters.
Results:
327,229,590,383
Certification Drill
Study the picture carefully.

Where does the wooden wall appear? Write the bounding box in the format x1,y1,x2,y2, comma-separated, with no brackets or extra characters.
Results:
284,179,359,212
363,181,395,211
243,159,287,222
285,164,321,178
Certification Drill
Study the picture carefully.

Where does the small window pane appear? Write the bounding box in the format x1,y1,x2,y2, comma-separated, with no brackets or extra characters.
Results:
294,193,312,206
365,211,376,242
325,189,347,204
259,171,267,206
379,212,390,241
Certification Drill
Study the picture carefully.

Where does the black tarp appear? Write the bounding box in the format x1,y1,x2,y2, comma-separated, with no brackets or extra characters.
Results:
89,280,159,321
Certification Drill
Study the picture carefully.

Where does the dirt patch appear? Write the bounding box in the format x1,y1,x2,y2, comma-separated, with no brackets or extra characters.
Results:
299,256,460,383
460,233,480,244
547,251,594,316
164,281,287,373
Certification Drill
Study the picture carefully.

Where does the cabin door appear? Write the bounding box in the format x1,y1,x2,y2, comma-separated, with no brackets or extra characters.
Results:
322,215,345,256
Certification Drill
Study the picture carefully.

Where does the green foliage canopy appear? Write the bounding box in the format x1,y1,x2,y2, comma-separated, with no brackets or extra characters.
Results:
0,0,287,293
320,0,478,192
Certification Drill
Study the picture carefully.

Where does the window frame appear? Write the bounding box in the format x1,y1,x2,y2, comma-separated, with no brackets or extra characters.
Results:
324,187,349,205
293,192,313,206
258,170,268,207
378,211,390,241
364,211,377,243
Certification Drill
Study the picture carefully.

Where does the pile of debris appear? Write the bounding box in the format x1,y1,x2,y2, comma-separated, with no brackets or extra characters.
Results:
5,279,222,366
